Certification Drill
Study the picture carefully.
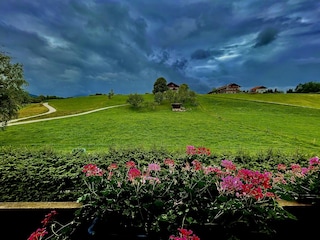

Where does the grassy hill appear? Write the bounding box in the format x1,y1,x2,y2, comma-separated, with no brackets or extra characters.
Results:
1,93,319,155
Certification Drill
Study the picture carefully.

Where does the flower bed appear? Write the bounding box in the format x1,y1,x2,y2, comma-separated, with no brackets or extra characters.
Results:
27,146,319,240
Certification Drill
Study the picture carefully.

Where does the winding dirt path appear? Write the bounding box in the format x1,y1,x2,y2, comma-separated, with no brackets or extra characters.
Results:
7,103,128,126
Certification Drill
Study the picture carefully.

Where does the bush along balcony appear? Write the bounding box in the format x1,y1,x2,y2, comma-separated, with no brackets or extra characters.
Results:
274,156,320,205
27,146,320,240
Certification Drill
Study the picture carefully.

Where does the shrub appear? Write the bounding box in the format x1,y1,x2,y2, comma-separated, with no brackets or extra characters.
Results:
126,93,144,108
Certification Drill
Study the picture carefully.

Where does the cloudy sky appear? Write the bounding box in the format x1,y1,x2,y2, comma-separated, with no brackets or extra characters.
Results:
1,0,319,97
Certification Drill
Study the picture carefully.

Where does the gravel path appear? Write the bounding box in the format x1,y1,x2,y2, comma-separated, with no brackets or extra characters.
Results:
7,103,128,126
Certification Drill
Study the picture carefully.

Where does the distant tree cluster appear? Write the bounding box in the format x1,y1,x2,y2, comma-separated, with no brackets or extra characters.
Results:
152,77,197,106
0,51,29,129
294,81,320,93
30,95,64,103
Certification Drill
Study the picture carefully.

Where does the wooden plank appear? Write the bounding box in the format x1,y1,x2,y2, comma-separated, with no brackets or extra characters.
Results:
0,202,82,209
0,200,313,210
277,199,312,207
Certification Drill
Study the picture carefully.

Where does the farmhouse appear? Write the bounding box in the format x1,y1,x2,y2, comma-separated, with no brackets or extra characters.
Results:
250,86,267,93
167,82,179,91
210,83,241,94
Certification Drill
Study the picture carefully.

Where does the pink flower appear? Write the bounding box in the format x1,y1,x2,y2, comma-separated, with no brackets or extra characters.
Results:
148,163,161,171
309,156,319,166
142,176,160,184
301,167,309,175
82,164,105,177
186,145,197,155
221,160,236,171
219,176,243,193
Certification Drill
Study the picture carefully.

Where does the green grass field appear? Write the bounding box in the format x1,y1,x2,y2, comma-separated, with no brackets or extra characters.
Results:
1,93,319,155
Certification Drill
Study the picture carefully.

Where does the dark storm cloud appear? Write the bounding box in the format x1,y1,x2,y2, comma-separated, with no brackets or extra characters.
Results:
0,0,319,97
254,28,279,48
191,49,212,60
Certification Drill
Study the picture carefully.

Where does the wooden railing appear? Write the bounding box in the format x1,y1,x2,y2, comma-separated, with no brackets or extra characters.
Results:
0,200,318,240
0,201,82,209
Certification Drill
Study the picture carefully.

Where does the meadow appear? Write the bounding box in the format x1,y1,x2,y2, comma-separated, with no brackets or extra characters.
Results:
1,93,319,156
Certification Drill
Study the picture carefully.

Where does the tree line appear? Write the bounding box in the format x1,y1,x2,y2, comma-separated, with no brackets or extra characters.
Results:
127,77,197,108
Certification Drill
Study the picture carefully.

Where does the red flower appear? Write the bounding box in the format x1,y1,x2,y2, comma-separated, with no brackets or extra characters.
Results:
41,210,57,226
128,167,141,181
108,163,118,170
191,160,202,171
126,160,136,168
27,228,48,240
82,164,105,177
164,158,175,166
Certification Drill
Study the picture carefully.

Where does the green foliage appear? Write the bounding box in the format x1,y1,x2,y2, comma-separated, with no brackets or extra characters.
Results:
164,84,197,106
126,93,144,108
154,91,164,104
24,147,310,240
0,52,29,129
153,77,168,94
295,81,320,93
0,146,314,202
274,156,320,202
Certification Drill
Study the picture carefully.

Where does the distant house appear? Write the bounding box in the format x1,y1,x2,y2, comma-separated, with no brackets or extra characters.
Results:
167,82,179,91
209,83,241,94
250,86,267,93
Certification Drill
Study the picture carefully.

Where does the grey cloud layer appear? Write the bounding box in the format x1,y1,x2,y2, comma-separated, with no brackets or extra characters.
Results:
0,0,319,97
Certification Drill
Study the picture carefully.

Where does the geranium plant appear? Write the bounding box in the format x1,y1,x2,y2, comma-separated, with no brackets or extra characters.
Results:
28,146,298,240
274,156,320,204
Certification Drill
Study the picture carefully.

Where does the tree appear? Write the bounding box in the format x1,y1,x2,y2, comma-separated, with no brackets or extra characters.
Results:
295,81,320,93
154,92,164,104
0,52,29,129
152,77,168,94
127,93,144,108
165,83,197,106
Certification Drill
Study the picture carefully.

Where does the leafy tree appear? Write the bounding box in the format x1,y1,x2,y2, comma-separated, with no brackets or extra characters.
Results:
154,92,164,104
295,81,320,93
152,77,168,94
127,93,144,108
0,52,29,129
176,83,189,103
164,89,176,102
163,83,197,107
